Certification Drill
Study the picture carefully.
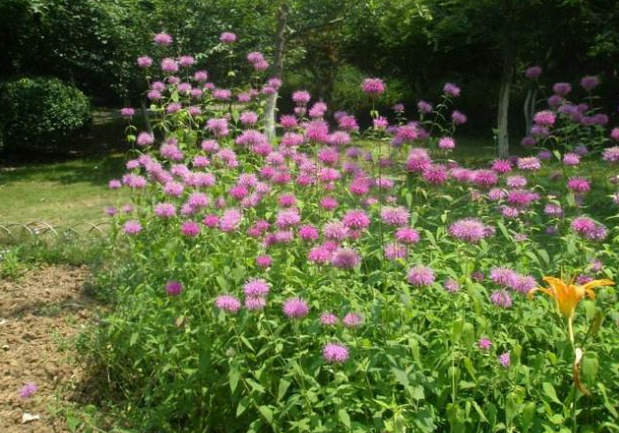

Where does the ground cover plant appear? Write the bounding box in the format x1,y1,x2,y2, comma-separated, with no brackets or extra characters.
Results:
90,31,619,432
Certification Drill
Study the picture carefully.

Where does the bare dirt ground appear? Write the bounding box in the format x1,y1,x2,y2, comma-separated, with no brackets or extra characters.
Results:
0,266,96,432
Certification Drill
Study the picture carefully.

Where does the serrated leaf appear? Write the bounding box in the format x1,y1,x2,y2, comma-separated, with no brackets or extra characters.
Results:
338,408,351,428
391,367,409,387
258,405,273,424
277,378,291,401
543,382,561,404
229,368,240,393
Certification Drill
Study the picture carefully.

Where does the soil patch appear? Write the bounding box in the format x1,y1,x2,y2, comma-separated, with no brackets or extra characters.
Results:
0,265,96,432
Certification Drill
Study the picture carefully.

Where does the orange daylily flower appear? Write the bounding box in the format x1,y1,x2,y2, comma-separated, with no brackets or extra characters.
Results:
528,276,614,319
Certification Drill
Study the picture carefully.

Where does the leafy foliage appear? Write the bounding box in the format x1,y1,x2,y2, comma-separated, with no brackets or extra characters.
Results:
82,32,619,432
0,77,91,153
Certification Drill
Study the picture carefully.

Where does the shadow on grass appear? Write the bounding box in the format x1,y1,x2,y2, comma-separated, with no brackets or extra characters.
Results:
0,108,135,187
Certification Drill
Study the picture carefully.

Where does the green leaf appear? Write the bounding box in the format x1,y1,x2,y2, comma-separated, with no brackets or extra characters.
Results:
247,379,265,394
229,367,240,393
581,353,599,384
258,405,273,424
542,382,561,404
236,396,250,417
216,276,229,291
338,408,351,428
472,401,489,423
66,415,81,432
391,367,409,387
506,392,519,423
277,378,291,401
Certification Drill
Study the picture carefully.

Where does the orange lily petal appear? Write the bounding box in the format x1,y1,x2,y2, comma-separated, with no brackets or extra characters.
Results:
582,279,614,291
528,287,554,299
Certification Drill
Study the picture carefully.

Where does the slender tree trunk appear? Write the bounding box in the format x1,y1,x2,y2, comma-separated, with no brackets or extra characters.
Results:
264,2,289,142
524,89,532,134
524,88,537,135
141,99,152,133
497,53,514,158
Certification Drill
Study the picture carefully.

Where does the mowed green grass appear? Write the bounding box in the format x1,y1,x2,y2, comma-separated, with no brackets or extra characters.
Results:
0,109,130,226
0,154,129,226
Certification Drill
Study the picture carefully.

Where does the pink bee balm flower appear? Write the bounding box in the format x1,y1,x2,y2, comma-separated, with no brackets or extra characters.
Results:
490,290,512,308
449,218,492,244
478,338,492,350
395,227,420,244
137,56,153,68
491,159,512,174
380,206,409,226
331,248,361,270
120,107,135,118
384,243,407,260
154,203,176,218
161,58,179,73
165,281,183,296
245,296,266,311
580,75,600,91
320,197,338,211
123,220,142,235
417,100,433,114
219,32,237,43
320,312,338,326
153,32,173,46
517,157,541,171
361,78,386,96
181,221,201,237
407,265,435,287
256,255,272,269
342,209,370,230
19,383,38,399
443,82,461,97
215,295,241,313
602,145,619,163
444,279,460,293
292,90,311,105
567,177,590,194
308,245,332,264
525,66,542,79
136,132,154,147
451,111,467,125
283,298,310,319
219,208,242,232
490,267,518,287
498,352,511,367
438,137,456,150
342,312,363,328
244,279,270,297
553,82,572,96
533,110,556,127
323,343,349,364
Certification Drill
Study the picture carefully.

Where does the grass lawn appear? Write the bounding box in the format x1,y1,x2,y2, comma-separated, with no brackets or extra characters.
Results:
0,155,128,226
0,110,129,226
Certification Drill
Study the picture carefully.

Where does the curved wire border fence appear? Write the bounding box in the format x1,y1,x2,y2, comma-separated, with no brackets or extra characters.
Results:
0,221,112,241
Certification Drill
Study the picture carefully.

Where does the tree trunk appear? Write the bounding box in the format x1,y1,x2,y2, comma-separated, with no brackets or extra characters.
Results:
497,55,514,158
264,2,290,142
141,99,152,133
523,88,537,135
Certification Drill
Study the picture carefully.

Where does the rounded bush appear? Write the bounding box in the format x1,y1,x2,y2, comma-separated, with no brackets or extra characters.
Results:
0,77,90,153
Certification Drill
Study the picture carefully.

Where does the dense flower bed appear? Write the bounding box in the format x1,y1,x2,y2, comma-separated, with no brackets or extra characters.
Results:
93,31,619,432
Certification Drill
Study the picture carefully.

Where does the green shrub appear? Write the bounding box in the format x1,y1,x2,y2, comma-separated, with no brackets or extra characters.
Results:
0,77,91,153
